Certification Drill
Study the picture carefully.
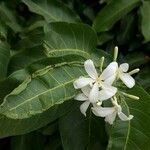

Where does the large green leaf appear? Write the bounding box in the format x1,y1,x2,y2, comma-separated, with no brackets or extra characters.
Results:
0,65,86,119
22,0,80,23
59,104,107,150
140,1,150,42
107,85,150,150
0,66,86,138
0,42,10,80
93,0,140,32
44,22,97,58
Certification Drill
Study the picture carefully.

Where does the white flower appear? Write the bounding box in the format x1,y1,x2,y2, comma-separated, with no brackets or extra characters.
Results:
74,86,92,116
117,63,135,88
73,59,118,103
92,100,133,125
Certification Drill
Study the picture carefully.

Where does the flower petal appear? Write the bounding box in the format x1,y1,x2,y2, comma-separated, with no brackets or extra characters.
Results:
120,63,129,72
104,74,116,85
92,106,115,117
120,73,135,88
73,77,93,89
89,83,99,103
101,62,118,81
105,112,117,125
74,93,88,101
80,101,90,116
118,112,134,121
84,59,98,79
81,86,91,97
100,84,117,101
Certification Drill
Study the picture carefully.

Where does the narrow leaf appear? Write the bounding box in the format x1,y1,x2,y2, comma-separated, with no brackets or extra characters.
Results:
0,42,10,80
140,1,150,42
93,0,140,32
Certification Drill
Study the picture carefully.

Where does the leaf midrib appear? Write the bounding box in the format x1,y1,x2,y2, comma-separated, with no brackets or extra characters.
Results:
5,79,75,111
47,48,90,56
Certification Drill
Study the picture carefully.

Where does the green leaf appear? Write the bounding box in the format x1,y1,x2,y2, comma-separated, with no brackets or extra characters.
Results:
0,69,73,136
0,69,29,103
8,27,45,74
0,65,86,119
0,20,7,40
11,132,46,150
0,106,58,138
117,13,135,45
93,0,140,32
140,1,150,42
97,32,114,45
107,85,150,150
44,22,97,58
22,0,80,23
0,42,10,80
59,105,107,150
0,2,22,33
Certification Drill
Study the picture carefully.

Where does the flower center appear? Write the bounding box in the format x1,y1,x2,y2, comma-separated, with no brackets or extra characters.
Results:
96,76,103,87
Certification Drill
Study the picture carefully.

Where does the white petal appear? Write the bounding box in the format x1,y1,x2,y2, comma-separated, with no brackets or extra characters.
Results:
120,63,129,72
105,112,117,125
99,85,117,101
101,62,118,81
104,74,116,85
80,101,90,116
118,112,134,121
92,106,115,117
89,83,99,103
74,93,88,101
120,73,135,88
81,86,91,97
73,77,93,89
84,59,98,79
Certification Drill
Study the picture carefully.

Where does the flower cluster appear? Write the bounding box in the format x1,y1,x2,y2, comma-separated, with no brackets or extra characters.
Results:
73,46,140,124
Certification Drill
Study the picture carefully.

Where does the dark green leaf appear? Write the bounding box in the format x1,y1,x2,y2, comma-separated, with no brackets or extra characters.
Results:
44,22,97,58
11,132,46,150
59,105,107,150
22,0,80,23
117,13,135,45
140,1,150,42
0,65,86,119
0,42,10,80
0,2,22,33
107,85,150,150
93,0,140,32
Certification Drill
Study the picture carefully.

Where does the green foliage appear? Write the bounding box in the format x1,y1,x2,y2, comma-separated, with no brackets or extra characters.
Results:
140,1,150,42
0,0,149,149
